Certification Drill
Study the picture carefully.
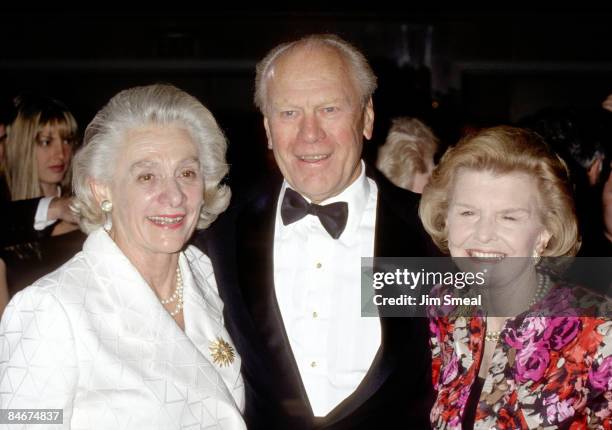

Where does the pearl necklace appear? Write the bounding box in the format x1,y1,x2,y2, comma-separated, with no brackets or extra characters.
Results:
528,271,550,307
485,272,550,343
160,266,184,317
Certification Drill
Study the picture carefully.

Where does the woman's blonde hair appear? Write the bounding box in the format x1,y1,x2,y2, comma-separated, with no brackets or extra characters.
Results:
377,117,438,191
419,126,580,257
4,95,77,200
72,84,231,233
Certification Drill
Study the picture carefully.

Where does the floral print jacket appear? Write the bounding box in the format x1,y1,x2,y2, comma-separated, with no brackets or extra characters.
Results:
429,284,612,429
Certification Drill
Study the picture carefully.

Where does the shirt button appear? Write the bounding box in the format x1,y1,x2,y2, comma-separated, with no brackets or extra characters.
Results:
310,361,317,368
315,262,322,269
312,311,318,318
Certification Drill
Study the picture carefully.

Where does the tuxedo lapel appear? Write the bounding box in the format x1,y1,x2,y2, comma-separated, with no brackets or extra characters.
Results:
371,165,431,258
322,168,434,427
320,171,402,425
235,180,314,421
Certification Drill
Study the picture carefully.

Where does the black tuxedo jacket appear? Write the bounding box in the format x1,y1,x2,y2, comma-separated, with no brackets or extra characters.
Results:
196,167,437,429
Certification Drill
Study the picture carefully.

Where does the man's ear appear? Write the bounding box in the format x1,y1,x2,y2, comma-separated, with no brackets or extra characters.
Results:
362,98,374,140
89,179,112,207
263,117,273,149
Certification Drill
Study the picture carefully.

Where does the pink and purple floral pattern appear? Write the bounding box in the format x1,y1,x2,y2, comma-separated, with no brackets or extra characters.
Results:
429,284,612,429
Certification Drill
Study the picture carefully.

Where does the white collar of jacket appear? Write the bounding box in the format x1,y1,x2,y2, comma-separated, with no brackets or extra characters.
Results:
80,228,243,408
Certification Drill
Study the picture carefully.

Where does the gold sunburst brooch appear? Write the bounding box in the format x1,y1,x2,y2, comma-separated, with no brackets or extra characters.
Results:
209,337,235,367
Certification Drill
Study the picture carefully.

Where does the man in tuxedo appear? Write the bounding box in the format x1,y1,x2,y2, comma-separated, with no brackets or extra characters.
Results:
198,34,435,429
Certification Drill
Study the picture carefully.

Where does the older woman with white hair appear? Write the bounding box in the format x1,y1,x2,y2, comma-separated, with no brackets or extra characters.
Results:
0,84,246,429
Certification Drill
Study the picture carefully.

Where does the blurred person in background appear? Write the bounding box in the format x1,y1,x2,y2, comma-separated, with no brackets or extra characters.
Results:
1,94,83,294
376,116,439,194
0,97,75,247
521,107,611,256
602,93,612,112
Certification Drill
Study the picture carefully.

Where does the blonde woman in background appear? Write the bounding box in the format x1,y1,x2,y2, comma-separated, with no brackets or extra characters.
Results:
376,116,439,194
6,95,76,197
1,95,83,296
4,94,79,235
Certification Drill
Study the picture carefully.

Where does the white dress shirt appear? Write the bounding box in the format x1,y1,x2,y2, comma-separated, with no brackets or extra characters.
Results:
274,161,381,417
0,228,245,429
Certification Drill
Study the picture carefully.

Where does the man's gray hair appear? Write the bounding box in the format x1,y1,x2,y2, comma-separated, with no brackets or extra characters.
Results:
72,83,231,233
254,34,377,113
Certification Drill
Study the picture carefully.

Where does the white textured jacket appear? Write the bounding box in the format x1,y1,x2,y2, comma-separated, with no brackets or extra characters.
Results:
0,229,245,429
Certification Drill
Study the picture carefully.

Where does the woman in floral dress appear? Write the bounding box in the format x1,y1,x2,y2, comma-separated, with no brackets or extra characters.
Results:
419,126,611,429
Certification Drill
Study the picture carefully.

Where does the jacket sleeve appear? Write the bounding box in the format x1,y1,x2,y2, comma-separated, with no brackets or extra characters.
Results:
0,198,53,248
0,286,78,429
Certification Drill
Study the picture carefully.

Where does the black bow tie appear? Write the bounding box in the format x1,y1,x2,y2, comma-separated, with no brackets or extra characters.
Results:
281,188,349,239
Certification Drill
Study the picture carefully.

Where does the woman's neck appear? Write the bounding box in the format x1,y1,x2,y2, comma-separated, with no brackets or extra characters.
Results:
138,256,179,298
40,182,59,198
111,230,180,299
484,267,538,316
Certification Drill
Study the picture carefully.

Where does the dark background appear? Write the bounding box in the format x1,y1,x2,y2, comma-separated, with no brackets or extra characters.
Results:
3,7,612,185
